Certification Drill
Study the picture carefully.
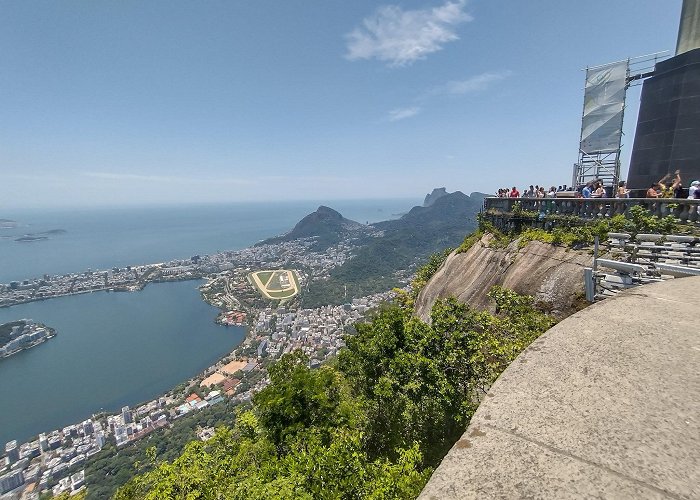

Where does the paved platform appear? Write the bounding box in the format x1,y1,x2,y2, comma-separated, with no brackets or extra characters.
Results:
420,277,700,499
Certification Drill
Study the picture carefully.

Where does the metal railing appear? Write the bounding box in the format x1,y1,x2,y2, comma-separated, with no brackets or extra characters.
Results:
484,197,700,224
585,233,700,301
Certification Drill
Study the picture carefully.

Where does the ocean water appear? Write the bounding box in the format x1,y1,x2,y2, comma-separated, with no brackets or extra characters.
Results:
0,199,418,445
0,200,416,283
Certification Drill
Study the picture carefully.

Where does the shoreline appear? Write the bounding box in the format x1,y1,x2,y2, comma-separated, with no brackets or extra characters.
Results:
0,275,394,453
0,274,201,309
0,333,57,359
0,281,250,452
0,221,403,497
0,321,57,360
0,254,262,446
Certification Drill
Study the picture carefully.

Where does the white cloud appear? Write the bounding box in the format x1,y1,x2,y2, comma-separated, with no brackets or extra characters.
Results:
388,106,420,121
428,71,513,96
386,71,510,122
345,0,472,67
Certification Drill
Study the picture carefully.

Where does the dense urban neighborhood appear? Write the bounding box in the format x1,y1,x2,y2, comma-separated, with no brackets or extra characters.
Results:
0,237,354,309
0,229,396,498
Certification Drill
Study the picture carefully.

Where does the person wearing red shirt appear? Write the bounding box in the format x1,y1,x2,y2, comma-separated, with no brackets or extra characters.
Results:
509,186,520,198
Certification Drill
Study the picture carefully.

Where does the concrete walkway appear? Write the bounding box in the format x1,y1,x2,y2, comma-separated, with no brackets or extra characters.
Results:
420,277,700,499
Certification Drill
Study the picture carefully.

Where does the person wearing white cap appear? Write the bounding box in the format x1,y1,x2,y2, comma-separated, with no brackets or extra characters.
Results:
688,180,700,199
689,180,700,216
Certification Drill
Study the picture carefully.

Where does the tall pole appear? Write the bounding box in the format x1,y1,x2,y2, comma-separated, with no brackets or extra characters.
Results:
676,0,700,55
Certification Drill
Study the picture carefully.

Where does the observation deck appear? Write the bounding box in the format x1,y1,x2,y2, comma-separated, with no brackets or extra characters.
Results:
483,196,700,224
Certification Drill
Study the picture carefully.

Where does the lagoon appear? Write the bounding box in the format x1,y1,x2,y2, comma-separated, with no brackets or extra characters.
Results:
0,280,242,446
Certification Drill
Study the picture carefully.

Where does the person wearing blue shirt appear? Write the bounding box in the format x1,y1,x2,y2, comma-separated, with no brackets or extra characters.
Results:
581,183,593,198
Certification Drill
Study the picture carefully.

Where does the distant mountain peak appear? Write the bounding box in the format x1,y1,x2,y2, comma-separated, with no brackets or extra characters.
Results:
258,205,368,250
313,206,343,219
423,187,448,207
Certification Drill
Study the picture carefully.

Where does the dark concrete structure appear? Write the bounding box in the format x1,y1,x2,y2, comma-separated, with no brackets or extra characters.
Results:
627,0,700,190
627,50,700,190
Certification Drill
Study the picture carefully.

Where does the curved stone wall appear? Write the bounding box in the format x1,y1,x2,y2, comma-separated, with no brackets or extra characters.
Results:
420,276,700,499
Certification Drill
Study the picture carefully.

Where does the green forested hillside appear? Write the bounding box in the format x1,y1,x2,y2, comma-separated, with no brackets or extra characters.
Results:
259,205,369,250
301,192,483,306
114,281,554,499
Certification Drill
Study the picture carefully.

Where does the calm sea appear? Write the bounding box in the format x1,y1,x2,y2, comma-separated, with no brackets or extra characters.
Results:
0,199,417,445
0,200,416,283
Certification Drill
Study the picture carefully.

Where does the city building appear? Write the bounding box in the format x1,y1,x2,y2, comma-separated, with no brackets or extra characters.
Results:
121,406,132,424
4,441,19,465
0,469,24,495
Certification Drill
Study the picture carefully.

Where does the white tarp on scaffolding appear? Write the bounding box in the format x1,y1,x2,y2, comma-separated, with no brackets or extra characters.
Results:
580,61,628,153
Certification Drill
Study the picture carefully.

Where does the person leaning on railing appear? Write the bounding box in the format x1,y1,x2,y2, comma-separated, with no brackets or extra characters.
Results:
616,181,630,198
581,182,593,198
591,181,605,198
646,183,660,198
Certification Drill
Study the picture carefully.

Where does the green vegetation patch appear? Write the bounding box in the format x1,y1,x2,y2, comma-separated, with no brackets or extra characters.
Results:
76,399,242,499
484,204,696,248
456,230,483,254
265,271,293,292
115,287,555,500
255,271,274,287
408,248,453,299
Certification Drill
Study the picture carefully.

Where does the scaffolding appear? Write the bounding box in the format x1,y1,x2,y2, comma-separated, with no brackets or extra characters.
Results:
572,149,621,192
572,52,669,191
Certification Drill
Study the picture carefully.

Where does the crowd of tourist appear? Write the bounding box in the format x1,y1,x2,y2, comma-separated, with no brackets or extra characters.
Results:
644,170,700,199
496,185,571,198
498,170,700,200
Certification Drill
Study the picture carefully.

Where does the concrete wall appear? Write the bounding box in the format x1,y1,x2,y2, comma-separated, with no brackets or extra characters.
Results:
419,276,700,499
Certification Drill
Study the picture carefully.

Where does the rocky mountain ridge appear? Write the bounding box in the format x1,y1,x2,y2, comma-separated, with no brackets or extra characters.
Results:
258,191,487,307
259,205,376,250
423,187,448,207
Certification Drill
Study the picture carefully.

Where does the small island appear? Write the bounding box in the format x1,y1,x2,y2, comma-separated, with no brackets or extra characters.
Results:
14,229,66,242
0,218,18,229
0,319,57,358
15,235,49,242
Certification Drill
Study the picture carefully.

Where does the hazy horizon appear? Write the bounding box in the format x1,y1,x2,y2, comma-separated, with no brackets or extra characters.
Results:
0,194,440,212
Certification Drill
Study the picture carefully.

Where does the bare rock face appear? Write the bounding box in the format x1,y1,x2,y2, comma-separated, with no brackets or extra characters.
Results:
414,234,593,322
423,187,449,207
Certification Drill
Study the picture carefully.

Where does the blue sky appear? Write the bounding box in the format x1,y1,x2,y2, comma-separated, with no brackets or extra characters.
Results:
0,1,681,207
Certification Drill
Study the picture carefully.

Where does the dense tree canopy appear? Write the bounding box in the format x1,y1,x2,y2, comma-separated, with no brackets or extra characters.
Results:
115,286,554,499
